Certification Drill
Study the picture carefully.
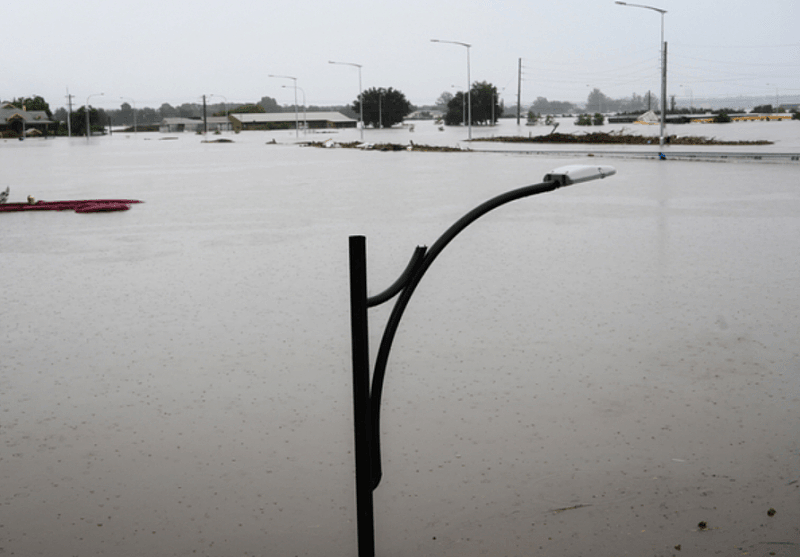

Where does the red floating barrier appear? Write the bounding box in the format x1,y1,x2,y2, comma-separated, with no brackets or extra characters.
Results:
0,199,143,213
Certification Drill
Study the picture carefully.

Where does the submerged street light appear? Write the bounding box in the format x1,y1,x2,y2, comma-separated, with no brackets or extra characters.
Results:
329,60,364,141
282,85,307,132
431,39,472,139
348,164,617,557
269,75,299,138
615,1,667,150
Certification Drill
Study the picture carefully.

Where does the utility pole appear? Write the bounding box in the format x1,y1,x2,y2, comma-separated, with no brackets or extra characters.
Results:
517,58,522,126
202,95,208,135
65,87,74,137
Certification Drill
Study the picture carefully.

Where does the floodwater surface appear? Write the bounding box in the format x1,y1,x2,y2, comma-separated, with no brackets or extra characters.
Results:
1,125,799,556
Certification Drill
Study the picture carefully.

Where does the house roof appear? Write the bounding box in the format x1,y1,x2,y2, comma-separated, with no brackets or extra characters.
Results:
229,111,355,124
0,107,53,124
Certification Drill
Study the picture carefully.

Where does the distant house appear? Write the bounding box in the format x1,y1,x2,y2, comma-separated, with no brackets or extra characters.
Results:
227,112,356,131
159,116,232,133
0,102,55,136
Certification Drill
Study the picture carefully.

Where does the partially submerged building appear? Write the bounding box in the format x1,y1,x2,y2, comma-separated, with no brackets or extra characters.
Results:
227,112,356,131
0,102,55,137
159,117,232,133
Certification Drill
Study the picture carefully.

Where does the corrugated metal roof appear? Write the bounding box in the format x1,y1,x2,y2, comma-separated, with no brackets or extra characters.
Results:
229,112,355,124
160,117,229,125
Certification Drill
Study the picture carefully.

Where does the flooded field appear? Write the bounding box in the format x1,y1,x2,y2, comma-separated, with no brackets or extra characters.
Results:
1,122,799,556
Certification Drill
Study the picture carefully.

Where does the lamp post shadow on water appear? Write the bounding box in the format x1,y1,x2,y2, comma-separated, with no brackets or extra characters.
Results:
348,164,617,557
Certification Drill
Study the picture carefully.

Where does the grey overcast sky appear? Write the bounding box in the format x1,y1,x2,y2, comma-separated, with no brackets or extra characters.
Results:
6,0,799,110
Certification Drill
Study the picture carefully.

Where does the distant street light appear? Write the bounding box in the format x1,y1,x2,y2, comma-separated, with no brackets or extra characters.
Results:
329,60,364,141
269,75,299,137
615,1,667,150
86,92,104,140
348,164,617,557
120,97,136,134
432,39,472,140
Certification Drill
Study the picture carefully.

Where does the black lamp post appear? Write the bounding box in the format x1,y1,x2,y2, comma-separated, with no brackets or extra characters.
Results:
348,164,617,557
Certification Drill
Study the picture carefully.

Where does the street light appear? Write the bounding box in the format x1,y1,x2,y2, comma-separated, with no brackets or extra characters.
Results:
269,75,299,137
282,85,307,132
329,60,364,141
85,92,104,140
615,1,667,150
120,97,136,134
348,164,617,557
431,39,472,140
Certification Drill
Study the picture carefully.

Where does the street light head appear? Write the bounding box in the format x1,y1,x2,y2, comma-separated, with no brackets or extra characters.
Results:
615,1,627,5
543,164,617,186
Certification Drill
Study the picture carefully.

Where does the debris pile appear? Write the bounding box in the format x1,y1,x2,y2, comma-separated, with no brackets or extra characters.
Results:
471,132,772,146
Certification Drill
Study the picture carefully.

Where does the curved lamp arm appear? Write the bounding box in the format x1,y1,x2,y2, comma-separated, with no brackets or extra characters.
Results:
363,164,616,487
347,164,616,557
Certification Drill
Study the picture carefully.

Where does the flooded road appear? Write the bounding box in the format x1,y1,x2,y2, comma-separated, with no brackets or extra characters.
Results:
2,124,798,556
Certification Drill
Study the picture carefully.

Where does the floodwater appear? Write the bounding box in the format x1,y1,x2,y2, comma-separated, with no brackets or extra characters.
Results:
2,120,799,556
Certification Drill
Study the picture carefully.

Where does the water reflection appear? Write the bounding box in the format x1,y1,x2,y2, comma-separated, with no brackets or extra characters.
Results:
1,130,798,556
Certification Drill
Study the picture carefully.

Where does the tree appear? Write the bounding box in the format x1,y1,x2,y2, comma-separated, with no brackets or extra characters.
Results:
353,87,412,128
530,96,577,115
70,106,103,136
159,103,178,119
586,88,610,113
445,92,466,126
444,81,502,126
753,104,774,113
258,96,281,112
177,103,200,118
435,91,454,110
139,107,159,124
118,102,134,127
470,81,502,125
228,103,265,114
53,107,68,123
11,95,53,118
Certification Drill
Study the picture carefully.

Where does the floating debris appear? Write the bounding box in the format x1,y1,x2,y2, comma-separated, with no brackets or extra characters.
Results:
301,140,467,152
469,131,772,146
548,504,591,514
